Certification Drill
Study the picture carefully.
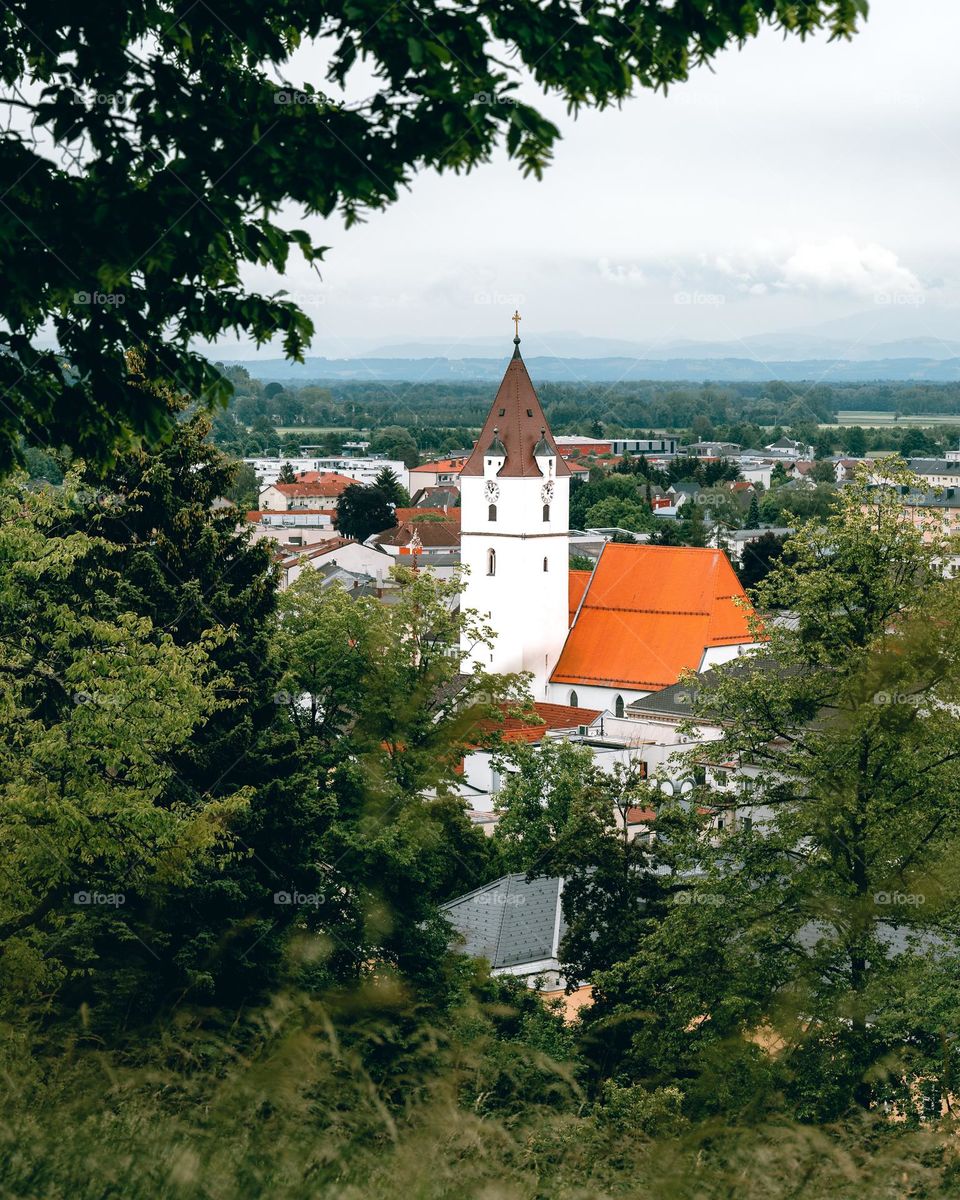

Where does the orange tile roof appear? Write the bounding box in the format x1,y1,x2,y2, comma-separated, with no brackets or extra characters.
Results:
551,544,756,692
269,473,355,498
410,457,467,473
476,701,602,744
568,569,592,625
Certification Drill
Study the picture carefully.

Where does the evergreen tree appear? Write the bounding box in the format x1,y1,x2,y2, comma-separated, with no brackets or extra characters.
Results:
373,465,411,507
277,461,298,483
746,492,761,528
336,485,397,541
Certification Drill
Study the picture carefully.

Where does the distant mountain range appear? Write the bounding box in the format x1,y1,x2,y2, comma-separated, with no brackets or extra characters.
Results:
221,308,960,384
226,354,960,385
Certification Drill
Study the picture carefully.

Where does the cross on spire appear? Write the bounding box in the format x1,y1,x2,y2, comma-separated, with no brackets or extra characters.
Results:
512,309,521,341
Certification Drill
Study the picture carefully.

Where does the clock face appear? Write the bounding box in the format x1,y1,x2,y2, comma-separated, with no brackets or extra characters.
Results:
540,481,555,504
484,481,500,502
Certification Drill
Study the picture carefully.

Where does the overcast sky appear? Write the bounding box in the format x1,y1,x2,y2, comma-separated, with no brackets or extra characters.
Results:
214,0,960,359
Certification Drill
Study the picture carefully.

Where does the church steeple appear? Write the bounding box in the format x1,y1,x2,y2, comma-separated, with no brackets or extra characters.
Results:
460,319,569,480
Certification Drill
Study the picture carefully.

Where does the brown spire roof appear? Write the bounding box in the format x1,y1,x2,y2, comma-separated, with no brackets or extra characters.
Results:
460,342,570,478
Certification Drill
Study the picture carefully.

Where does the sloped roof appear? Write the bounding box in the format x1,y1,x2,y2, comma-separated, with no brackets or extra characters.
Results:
267,473,356,498
568,569,591,625
410,457,467,474
475,700,603,744
460,344,570,479
393,507,460,524
550,544,757,691
440,874,564,970
374,518,460,549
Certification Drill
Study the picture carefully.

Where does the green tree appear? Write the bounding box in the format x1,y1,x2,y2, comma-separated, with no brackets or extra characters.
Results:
589,471,960,1119
584,496,654,532
0,4,866,471
845,426,868,456
0,474,246,1014
277,461,298,483
493,740,601,875
373,465,411,507
746,492,761,528
735,531,786,591
335,485,397,541
224,460,260,510
270,566,526,989
770,462,789,486
370,427,421,469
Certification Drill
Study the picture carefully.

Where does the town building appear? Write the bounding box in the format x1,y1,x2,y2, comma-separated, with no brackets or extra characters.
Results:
458,334,571,695
408,457,467,490
245,455,409,490
457,327,760,707
258,472,356,511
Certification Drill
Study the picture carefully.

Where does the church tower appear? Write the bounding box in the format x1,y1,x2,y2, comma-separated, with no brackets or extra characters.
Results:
459,317,570,696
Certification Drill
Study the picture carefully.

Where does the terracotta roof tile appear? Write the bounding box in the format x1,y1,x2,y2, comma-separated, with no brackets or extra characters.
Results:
551,544,756,691
268,473,356,498
476,701,602,743
568,569,592,625
410,457,467,473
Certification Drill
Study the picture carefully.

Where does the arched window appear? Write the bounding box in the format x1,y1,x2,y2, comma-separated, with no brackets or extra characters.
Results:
542,504,550,522
569,690,578,707
486,548,496,576
543,556,548,572
488,503,497,521
614,695,625,718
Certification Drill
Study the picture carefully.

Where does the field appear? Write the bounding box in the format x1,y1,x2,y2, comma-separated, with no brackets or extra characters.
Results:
832,411,960,428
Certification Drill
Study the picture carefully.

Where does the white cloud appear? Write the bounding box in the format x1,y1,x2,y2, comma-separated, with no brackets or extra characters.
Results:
778,238,923,299
598,258,647,287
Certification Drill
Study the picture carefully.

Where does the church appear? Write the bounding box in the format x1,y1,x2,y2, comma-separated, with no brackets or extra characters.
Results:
459,325,759,712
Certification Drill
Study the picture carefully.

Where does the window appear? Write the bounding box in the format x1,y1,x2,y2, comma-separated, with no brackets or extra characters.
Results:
614,695,624,718
486,548,496,576
488,503,497,521
569,690,578,706
543,557,548,572
542,504,550,522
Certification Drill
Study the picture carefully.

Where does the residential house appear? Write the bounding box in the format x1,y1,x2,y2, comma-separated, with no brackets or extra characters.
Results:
408,456,468,490
258,472,356,511
277,538,392,590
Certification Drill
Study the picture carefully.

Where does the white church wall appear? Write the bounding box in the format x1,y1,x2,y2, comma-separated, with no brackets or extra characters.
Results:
460,472,570,696
545,681,651,713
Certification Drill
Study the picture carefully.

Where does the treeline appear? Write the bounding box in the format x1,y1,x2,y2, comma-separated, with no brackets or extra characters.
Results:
211,364,960,456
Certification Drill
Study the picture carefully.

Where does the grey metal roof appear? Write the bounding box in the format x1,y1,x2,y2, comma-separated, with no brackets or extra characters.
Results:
440,874,563,969
907,458,960,474
626,678,702,718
